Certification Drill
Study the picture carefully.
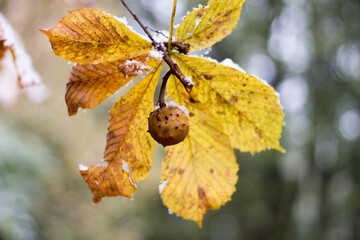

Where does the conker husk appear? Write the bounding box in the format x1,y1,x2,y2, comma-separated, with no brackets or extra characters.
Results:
148,106,189,146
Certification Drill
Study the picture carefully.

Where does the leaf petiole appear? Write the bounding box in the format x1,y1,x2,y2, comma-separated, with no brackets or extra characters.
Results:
168,0,177,52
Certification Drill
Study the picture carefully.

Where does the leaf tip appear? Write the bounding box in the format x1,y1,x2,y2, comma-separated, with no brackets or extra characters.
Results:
39,29,50,37
79,163,89,171
67,106,78,116
92,196,102,204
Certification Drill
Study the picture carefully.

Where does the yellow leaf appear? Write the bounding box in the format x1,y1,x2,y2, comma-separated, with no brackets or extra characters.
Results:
104,60,163,182
40,8,152,64
160,75,238,227
66,54,152,116
171,53,284,154
80,61,163,202
174,0,245,52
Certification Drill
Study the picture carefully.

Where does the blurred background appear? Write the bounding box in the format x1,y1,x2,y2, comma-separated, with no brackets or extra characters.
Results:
0,0,359,239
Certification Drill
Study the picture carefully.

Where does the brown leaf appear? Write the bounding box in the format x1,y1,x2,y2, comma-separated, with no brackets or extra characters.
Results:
0,38,8,59
66,54,152,116
79,162,137,203
0,13,47,106
103,61,163,183
79,61,163,202
0,20,7,59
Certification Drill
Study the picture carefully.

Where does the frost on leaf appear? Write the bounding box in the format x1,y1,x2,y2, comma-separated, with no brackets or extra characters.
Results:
66,54,153,116
40,8,153,64
80,161,136,203
148,47,164,60
79,61,163,202
171,53,284,154
175,0,245,52
0,13,47,107
121,59,149,77
162,76,238,227
42,0,285,228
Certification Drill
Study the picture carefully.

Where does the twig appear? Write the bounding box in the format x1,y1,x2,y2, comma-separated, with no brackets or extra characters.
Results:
145,27,168,38
120,0,155,42
166,41,190,54
120,0,193,92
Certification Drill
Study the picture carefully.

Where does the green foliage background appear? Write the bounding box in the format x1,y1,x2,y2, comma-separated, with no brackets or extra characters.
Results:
0,0,359,239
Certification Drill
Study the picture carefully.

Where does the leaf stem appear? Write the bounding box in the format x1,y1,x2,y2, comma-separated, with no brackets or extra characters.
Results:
120,0,193,92
158,70,172,108
168,0,177,52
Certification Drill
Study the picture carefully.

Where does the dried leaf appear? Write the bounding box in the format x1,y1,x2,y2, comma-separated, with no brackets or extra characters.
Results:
104,61,163,183
80,61,163,203
0,13,46,107
66,54,152,116
161,76,238,227
0,18,8,59
80,162,137,203
171,53,284,154
175,0,245,52
0,38,8,59
41,8,152,64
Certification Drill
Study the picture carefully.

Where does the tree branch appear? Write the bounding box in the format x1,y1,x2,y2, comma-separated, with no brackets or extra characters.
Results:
164,41,190,54
120,0,193,92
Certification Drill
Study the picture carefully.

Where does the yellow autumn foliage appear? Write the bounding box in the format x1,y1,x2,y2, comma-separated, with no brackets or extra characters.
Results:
66,54,152,116
104,61,163,183
41,8,152,64
171,53,284,154
161,75,238,227
80,61,163,202
42,1,285,228
175,0,245,52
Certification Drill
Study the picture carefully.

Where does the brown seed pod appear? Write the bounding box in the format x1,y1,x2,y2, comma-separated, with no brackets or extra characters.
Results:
148,105,189,146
